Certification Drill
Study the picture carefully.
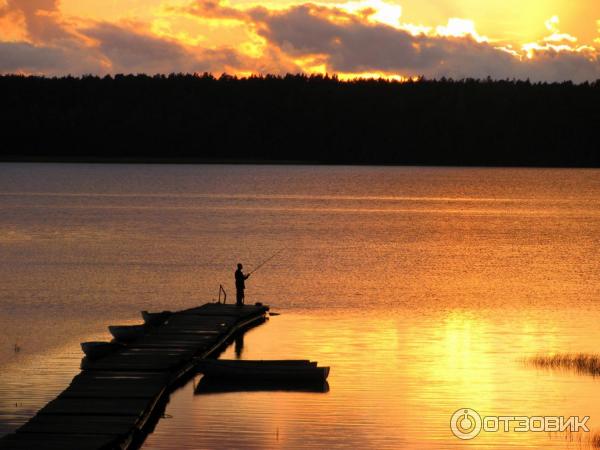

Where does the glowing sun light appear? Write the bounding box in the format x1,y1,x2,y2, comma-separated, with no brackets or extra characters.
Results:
436,18,488,42
336,0,402,28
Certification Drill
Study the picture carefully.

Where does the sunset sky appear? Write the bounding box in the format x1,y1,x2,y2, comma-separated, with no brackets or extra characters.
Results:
1,0,600,81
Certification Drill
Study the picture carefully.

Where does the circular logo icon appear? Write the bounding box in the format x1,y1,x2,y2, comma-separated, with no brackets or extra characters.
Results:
451,408,482,440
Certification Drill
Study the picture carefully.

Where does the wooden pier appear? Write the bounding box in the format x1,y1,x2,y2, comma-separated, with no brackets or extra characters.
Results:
0,303,269,450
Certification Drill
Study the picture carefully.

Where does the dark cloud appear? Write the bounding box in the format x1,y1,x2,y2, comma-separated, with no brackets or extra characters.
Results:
250,3,600,82
521,49,600,82
196,46,244,72
80,22,254,74
81,23,201,73
0,0,101,74
250,5,501,73
0,41,68,71
0,15,248,75
0,40,104,74
0,0,252,75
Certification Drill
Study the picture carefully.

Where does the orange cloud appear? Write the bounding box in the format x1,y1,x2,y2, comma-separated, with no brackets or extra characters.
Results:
0,0,599,81
176,0,248,21
0,0,73,42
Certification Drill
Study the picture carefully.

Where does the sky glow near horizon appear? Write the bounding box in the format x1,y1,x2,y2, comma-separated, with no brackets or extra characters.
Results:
1,0,600,81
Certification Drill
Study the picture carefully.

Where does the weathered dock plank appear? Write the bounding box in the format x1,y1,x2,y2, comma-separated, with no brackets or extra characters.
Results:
153,327,223,335
61,385,163,399
67,371,169,383
165,315,237,328
115,348,195,356
61,372,170,398
39,398,153,417
128,341,213,350
18,415,138,435
0,433,118,450
82,353,189,371
181,303,267,318
0,302,269,450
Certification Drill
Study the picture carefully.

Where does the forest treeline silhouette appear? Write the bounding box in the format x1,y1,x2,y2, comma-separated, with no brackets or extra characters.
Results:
2,73,600,166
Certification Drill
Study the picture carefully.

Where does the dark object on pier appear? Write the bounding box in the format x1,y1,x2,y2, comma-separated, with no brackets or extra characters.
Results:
235,263,250,306
80,341,123,360
108,325,146,342
141,310,172,326
196,359,330,382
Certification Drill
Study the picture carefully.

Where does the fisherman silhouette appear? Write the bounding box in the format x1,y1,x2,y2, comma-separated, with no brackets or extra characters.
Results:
235,263,250,306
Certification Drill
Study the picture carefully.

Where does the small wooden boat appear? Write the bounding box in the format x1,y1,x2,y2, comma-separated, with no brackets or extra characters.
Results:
108,325,146,342
196,359,330,382
195,377,329,394
141,310,172,326
80,341,122,359
200,359,317,366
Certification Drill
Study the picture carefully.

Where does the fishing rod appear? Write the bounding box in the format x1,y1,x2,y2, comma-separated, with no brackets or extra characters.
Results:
248,248,286,275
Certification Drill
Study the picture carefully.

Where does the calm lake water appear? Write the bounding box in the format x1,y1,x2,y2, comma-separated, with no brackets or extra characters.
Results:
1,163,600,449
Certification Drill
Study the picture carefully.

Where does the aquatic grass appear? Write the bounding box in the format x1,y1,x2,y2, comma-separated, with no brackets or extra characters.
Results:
548,428,600,449
528,353,600,377
532,354,600,448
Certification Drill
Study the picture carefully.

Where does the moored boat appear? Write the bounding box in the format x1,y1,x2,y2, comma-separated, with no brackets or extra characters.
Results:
196,359,330,382
195,377,330,394
108,325,146,342
141,310,172,326
80,341,122,359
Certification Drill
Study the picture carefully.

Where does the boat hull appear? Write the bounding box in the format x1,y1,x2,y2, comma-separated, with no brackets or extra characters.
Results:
195,377,330,394
141,310,172,326
81,341,122,359
108,325,146,342
197,360,330,382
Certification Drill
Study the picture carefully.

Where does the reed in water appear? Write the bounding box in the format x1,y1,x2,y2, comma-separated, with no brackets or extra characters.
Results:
550,429,600,449
529,353,600,377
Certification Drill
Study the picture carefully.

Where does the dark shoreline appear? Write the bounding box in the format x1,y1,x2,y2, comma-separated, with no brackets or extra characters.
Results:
3,74,600,168
1,157,599,169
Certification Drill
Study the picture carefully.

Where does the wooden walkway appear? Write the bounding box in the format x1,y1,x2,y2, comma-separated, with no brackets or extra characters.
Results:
0,303,269,450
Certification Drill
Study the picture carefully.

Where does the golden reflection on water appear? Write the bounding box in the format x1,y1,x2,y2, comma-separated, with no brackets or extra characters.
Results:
2,165,600,449
140,310,600,450
0,338,95,434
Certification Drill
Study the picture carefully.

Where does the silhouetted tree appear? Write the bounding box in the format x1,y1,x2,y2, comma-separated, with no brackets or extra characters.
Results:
1,73,599,166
